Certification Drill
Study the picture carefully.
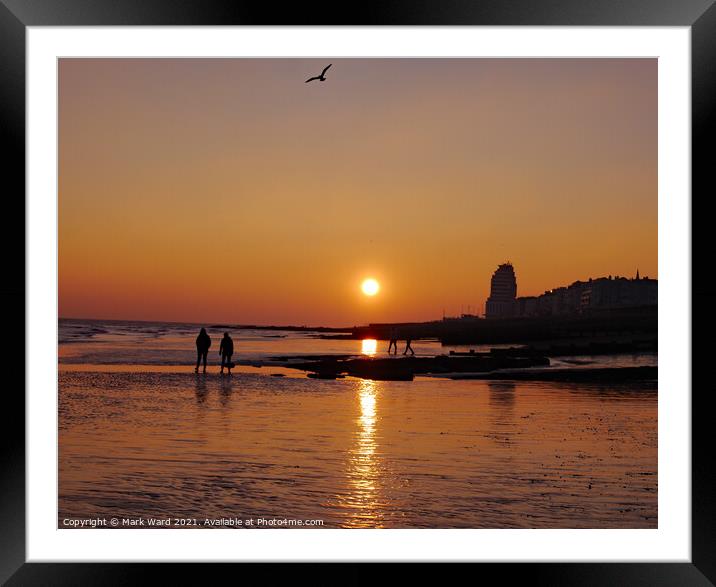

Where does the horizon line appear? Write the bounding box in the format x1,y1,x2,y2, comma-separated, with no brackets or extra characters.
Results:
57,315,361,329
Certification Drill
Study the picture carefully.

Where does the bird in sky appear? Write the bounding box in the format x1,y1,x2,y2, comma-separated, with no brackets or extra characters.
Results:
305,64,332,83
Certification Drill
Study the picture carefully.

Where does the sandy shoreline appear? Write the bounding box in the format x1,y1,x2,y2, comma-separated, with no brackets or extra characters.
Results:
59,369,657,529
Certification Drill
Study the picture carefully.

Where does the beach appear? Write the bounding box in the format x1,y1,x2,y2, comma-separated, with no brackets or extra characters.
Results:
58,319,657,529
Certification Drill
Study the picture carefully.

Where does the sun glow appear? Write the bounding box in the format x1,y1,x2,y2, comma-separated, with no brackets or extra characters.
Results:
361,278,380,296
361,338,378,355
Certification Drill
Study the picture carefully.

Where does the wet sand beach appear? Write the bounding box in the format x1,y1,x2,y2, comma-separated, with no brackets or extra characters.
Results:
59,362,656,529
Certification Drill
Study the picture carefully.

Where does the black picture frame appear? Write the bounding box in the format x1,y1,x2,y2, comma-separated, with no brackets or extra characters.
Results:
3,1,713,583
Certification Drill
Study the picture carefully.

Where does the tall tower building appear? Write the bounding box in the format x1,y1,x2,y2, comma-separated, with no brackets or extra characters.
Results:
485,263,517,318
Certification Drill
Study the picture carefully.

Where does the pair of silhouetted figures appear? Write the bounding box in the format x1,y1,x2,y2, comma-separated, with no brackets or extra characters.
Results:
387,328,415,355
195,328,234,375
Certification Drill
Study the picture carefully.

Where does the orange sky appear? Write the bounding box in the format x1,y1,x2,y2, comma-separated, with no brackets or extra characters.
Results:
59,58,657,326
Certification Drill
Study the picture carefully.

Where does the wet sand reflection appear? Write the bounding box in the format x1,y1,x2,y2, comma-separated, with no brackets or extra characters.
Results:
59,371,657,529
345,379,383,527
487,381,517,447
218,375,233,408
194,374,208,405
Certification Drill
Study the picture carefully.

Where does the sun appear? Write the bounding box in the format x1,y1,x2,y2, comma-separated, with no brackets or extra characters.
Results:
361,278,380,296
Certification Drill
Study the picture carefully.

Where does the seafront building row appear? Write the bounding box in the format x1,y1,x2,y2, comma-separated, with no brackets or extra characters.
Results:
356,262,658,343
485,263,657,319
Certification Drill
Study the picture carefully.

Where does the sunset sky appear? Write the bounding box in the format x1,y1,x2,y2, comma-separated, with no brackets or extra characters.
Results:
59,58,657,326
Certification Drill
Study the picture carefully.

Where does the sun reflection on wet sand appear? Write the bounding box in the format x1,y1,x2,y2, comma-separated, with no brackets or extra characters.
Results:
345,378,383,527
60,370,658,528
361,339,378,356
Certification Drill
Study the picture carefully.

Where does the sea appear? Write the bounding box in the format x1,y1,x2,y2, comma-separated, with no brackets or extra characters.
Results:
58,318,657,529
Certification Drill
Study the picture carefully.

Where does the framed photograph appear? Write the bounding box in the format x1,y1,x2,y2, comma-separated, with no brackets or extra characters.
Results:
4,0,713,583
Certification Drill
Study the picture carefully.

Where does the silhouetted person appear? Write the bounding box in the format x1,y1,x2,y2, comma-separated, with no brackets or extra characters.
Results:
219,332,234,375
195,327,211,373
403,333,415,356
388,328,399,355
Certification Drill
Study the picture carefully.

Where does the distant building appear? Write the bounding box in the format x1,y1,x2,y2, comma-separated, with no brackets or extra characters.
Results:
485,263,517,318
516,295,538,317
515,270,657,318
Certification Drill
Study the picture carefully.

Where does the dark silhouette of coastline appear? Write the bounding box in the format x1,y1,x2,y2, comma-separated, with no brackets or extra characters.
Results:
353,305,657,346
210,324,352,333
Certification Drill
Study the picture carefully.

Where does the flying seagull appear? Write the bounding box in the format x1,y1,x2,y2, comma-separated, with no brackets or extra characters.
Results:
305,63,332,83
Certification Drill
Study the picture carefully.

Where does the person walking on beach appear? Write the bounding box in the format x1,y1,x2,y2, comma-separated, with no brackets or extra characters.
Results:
387,327,399,355
219,332,234,375
403,333,415,356
195,327,211,373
